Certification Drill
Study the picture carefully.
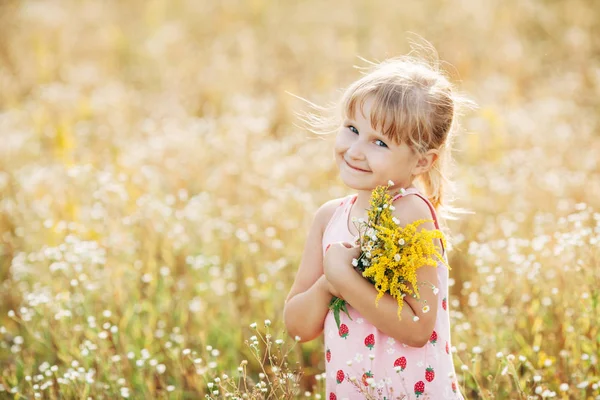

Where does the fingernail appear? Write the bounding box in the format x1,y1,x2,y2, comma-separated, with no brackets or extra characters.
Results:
326,244,331,252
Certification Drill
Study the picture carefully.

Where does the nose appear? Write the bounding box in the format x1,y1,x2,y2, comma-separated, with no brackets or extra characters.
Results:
346,141,365,161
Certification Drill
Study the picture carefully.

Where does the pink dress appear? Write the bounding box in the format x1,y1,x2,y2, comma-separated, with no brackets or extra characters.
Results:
322,187,464,400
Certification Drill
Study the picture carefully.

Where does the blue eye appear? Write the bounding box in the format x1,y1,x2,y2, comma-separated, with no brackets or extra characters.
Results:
348,125,359,134
375,139,388,148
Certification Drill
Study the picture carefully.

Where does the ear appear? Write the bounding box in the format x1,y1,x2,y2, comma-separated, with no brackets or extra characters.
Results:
413,149,439,176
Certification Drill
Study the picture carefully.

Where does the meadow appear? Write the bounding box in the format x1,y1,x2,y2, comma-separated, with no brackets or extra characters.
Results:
0,0,599,398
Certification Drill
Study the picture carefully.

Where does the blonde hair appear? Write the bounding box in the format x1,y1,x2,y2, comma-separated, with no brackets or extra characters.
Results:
297,53,475,221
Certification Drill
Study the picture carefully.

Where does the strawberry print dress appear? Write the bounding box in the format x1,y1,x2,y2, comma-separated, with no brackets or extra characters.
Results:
322,187,464,400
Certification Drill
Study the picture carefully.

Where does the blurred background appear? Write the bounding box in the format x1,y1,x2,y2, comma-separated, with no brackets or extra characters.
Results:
0,0,599,398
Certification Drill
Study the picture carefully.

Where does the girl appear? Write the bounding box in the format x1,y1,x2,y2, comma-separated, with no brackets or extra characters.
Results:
284,56,470,399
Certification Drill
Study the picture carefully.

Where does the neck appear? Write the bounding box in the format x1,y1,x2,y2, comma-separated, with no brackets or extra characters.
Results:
353,185,418,215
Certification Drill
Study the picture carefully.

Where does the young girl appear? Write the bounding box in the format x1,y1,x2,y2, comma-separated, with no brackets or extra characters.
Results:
284,56,469,399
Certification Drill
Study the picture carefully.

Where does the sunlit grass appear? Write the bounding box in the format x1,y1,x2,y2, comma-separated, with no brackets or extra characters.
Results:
0,0,599,398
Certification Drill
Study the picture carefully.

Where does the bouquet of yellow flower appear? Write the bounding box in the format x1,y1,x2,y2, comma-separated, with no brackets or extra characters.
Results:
329,182,449,330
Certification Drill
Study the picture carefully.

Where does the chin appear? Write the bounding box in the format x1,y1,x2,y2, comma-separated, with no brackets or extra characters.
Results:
339,176,371,191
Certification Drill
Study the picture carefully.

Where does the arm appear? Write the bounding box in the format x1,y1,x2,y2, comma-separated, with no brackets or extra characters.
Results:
283,199,340,343
333,263,438,348
327,195,442,348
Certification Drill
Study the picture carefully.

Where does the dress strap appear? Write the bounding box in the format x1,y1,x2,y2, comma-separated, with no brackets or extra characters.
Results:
323,194,355,236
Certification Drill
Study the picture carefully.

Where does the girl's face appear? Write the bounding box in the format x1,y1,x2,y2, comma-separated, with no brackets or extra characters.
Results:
334,96,421,192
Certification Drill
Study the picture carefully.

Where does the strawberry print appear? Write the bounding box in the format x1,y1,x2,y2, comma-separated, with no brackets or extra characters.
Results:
326,348,331,363
452,381,457,393
329,393,337,400
394,356,407,371
425,366,435,382
429,330,438,345
414,381,425,398
364,334,375,350
339,324,349,339
445,341,450,354
361,370,373,386
442,297,447,311
336,369,345,384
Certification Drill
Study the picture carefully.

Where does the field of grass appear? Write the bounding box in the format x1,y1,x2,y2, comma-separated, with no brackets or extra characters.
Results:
1,0,599,398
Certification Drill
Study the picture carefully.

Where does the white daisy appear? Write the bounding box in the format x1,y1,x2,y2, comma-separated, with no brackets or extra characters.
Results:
386,348,395,355
354,353,363,363
356,318,364,324
387,338,396,346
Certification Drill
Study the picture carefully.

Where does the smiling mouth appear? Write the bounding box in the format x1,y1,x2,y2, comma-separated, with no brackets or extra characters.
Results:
345,160,370,172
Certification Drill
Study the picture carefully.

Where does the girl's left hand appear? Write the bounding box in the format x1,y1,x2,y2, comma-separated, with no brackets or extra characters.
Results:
323,242,361,285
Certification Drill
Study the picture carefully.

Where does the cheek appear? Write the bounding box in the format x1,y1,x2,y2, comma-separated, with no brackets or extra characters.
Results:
334,134,349,153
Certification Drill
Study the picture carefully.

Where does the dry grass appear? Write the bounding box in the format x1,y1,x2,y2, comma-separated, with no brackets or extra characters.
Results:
0,0,599,398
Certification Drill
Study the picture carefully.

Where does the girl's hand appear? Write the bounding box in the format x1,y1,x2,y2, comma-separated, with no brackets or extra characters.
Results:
323,242,361,287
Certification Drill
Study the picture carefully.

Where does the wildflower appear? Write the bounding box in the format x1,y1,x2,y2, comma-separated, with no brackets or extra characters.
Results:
413,316,420,322
387,180,394,186
328,184,448,327
559,383,569,392
422,305,430,313
249,322,257,329
264,319,271,326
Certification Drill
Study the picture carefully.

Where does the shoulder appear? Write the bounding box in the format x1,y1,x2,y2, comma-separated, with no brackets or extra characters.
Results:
314,197,347,231
392,193,443,253
391,193,435,229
